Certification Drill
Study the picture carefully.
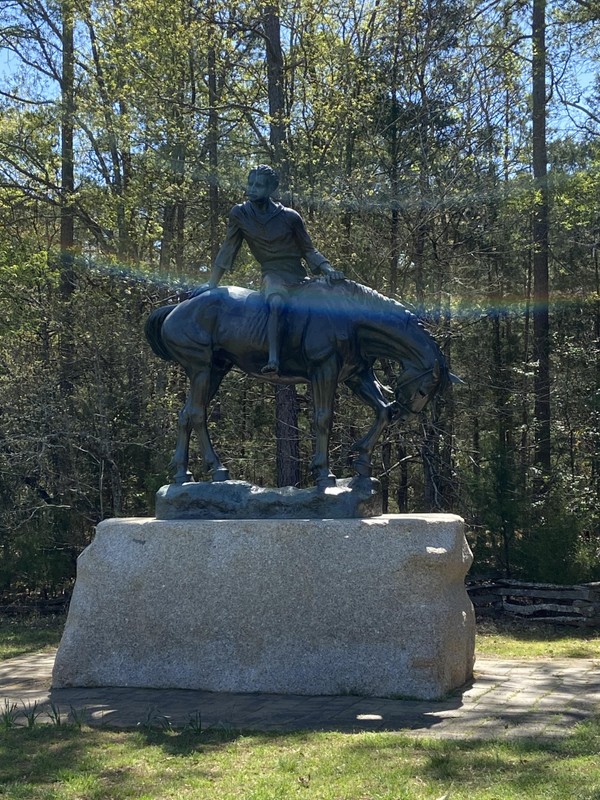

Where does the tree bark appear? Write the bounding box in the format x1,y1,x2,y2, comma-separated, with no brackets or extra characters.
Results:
262,3,300,486
207,41,220,263
532,0,551,475
59,0,75,397
60,0,75,300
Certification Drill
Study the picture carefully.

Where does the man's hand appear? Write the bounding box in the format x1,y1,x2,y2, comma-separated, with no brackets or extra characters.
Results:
188,283,212,298
189,265,226,298
320,263,345,283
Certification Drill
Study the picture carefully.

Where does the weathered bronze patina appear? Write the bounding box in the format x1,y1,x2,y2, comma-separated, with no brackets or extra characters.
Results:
190,164,344,375
145,279,453,488
145,165,455,488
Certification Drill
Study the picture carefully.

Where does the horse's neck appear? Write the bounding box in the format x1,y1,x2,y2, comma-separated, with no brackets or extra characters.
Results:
358,310,438,368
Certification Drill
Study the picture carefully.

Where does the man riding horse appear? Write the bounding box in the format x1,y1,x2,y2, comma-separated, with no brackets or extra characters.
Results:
192,164,345,375
145,165,456,487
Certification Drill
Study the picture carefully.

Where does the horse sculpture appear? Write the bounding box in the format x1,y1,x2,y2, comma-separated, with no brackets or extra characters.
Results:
145,279,454,488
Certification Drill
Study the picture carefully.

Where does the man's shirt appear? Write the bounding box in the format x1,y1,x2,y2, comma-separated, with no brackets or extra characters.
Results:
215,200,329,283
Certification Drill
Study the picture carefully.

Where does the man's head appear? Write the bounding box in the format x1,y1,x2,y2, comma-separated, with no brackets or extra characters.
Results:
246,165,279,203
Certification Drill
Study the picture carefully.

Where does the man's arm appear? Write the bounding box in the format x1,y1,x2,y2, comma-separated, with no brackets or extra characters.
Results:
291,210,344,281
317,261,345,281
214,210,244,273
204,264,226,290
191,209,244,296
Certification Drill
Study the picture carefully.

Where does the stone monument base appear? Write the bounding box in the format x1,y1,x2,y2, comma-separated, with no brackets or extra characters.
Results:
53,515,475,700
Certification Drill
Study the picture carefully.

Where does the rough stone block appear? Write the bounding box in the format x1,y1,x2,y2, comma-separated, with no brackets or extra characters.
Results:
53,515,475,700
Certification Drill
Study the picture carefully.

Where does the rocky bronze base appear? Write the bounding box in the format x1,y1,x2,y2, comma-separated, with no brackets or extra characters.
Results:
155,477,382,520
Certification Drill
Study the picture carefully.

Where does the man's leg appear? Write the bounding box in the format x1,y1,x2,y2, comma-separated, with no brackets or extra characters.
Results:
262,293,285,374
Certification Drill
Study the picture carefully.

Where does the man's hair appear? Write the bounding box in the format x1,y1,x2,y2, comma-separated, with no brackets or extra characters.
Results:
250,164,279,191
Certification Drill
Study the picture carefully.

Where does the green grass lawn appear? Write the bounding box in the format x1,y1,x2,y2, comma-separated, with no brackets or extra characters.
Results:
475,618,600,659
0,615,65,660
1,613,600,799
1,722,600,800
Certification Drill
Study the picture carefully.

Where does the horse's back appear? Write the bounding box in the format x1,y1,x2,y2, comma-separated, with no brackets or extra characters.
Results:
162,287,264,339
156,279,385,374
157,287,269,372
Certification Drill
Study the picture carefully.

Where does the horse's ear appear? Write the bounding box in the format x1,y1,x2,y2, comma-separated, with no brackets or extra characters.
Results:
449,372,464,385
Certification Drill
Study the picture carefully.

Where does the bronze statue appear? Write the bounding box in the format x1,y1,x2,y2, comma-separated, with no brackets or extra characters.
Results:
191,165,344,374
145,165,457,488
145,279,455,488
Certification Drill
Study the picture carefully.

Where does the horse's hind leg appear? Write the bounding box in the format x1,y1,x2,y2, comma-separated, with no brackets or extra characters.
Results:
170,394,195,484
171,364,231,483
190,364,232,482
310,356,339,489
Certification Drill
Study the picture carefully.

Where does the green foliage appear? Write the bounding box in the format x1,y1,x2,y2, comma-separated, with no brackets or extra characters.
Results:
0,0,599,589
517,478,600,584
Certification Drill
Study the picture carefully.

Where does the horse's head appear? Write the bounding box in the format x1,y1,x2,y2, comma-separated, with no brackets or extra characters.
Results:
392,359,458,423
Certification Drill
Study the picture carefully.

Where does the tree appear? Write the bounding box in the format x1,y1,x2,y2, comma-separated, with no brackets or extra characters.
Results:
532,0,552,476
2,0,600,591
262,2,301,487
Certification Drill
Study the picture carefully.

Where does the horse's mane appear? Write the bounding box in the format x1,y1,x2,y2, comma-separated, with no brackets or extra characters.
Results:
334,280,443,354
335,279,410,315
311,279,430,334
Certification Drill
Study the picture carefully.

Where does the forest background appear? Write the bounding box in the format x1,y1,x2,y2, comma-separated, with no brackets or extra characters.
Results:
0,0,599,597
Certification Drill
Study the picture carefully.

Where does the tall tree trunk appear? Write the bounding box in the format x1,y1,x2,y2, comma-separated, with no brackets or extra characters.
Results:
388,6,402,297
60,0,75,299
56,0,76,508
59,0,75,395
414,75,438,507
159,138,185,272
160,70,186,273
85,12,130,259
263,3,300,486
207,39,220,263
532,0,551,475
263,4,289,186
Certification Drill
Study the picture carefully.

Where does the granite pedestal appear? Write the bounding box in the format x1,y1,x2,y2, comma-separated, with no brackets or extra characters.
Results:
53,514,475,700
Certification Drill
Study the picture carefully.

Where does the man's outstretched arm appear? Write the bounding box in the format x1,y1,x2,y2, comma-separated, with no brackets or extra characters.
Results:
191,211,243,296
291,211,344,281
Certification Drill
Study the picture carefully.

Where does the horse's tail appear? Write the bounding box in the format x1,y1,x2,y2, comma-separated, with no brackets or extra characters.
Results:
144,305,177,361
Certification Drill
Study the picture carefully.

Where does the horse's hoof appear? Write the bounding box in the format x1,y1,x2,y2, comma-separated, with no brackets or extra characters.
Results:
261,361,279,375
316,474,337,490
212,468,230,482
173,472,194,485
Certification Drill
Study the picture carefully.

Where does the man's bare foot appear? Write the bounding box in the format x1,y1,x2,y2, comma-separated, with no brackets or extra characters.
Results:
261,361,279,375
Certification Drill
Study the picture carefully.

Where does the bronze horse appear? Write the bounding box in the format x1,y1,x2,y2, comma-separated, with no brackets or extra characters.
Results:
145,279,454,488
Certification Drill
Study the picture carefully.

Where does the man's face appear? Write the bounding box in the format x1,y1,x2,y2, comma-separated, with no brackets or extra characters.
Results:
246,171,275,203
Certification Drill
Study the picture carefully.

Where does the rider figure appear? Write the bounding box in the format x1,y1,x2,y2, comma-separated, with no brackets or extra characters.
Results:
193,165,344,374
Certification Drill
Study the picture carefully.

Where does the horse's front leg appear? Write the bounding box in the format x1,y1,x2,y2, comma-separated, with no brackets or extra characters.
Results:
310,356,339,489
345,370,395,479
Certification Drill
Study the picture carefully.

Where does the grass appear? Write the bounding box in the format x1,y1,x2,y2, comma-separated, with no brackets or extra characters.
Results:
0,721,600,799
475,617,600,659
0,615,65,660
1,613,600,798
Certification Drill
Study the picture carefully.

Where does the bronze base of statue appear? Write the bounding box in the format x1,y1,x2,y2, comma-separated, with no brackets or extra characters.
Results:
155,477,382,520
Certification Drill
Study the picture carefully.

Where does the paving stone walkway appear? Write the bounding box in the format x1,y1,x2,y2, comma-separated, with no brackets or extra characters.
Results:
1,651,598,738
